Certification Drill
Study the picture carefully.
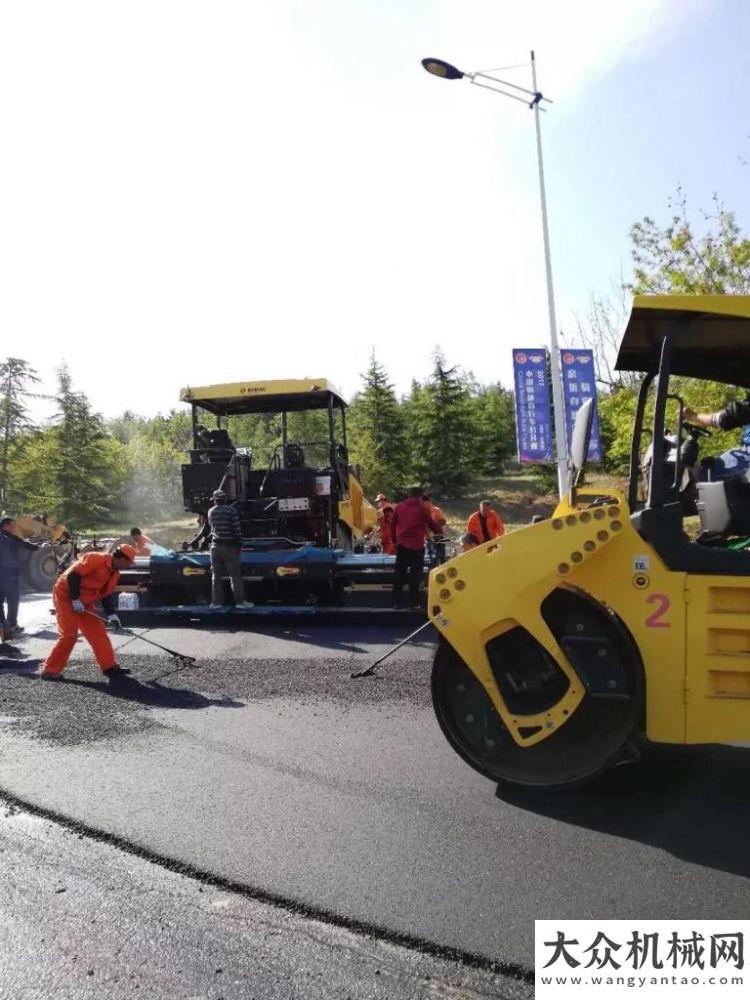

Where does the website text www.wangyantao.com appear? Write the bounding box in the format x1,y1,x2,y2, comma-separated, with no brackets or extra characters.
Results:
540,975,744,989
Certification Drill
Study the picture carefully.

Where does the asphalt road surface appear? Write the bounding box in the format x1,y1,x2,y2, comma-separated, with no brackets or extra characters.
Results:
0,806,519,999
1,595,749,993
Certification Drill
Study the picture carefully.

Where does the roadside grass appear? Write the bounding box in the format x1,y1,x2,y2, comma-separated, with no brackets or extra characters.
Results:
439,471,557,535
75,513,198,550
440,468,628,536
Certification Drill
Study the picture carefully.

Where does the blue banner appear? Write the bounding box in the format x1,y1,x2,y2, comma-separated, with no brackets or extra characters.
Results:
560,349,602,462
512,349,553,463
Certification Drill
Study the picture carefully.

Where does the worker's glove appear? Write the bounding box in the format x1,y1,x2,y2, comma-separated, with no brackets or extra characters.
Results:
71,599,85,613
107,614,122,630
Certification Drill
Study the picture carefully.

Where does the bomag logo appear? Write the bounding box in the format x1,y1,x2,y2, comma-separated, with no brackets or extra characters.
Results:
276,566,302,577
239,386,267,394
182,567,207,576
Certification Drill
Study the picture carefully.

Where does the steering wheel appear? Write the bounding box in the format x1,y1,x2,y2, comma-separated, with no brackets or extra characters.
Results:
642,421,709,504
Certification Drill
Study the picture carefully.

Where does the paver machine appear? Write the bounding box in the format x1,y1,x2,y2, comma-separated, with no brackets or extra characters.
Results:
120,379,405,610
429,295,750,788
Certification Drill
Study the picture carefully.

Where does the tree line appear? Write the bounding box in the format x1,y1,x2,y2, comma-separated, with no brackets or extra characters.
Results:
0,352,517,530
2,188,748,530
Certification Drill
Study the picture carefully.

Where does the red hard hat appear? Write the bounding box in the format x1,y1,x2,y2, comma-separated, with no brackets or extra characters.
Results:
116,544,137,562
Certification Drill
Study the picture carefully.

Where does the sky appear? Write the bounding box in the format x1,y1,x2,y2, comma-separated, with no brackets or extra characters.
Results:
1,0,748,421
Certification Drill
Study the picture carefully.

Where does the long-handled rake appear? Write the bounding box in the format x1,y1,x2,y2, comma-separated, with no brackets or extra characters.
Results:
84,610,197,668
350,618,437,679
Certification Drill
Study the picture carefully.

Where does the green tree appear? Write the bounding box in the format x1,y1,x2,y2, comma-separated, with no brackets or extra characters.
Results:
467,381,516,475
347,352,407,496
107,410,144,445
16,365,131,527
582,189,750,470
119,410,192,518
0,358,41,509
287,409,331,469
407,350,475,495
227,413,281,468
630,190,750,295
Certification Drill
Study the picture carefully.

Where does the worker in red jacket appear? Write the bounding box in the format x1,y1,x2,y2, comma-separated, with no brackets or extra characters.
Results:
467,500,505,544
40,545,136,681
375,493,396,555
391,487,441,608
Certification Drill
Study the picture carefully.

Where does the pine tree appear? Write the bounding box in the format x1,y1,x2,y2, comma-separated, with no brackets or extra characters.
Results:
347,352,407,496
43,365,130,526
469,382,516,475
0,358,41,508
407,350,475,495
114,409,192,517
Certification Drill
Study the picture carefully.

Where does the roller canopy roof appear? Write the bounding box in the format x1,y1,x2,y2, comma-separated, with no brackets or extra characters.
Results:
179,379,347,415
615,295,750,388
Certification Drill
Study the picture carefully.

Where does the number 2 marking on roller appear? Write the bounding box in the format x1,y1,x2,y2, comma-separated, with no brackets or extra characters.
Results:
645,593,671,628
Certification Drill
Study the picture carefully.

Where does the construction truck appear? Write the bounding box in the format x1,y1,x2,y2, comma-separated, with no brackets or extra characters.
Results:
117,379,413,610
9,515,73,590
429,295,750,789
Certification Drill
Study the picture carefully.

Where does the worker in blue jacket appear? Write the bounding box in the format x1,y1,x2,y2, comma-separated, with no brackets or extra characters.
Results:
0,516,40,639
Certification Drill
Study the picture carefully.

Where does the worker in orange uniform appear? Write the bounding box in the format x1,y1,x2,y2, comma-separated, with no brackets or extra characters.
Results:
467,500,505,544
40,545,136,681
129,527,153,556
375,493,396,555
422,495,446,530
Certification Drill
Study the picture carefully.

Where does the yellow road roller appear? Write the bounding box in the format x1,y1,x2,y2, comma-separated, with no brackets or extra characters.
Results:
429,295,750,788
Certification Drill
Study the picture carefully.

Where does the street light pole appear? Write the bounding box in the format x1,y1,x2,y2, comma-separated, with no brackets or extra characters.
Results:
529,50,568,497
421,52,570,496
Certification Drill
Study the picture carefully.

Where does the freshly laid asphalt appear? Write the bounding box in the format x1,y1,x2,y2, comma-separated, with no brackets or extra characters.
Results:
1,595,749,982
0,806,522,999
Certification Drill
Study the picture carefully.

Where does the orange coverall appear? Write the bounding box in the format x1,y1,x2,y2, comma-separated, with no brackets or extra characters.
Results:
467,508,505,543
44,552,121,676
132,533,153,556
424,502,446,535
378,502,396,555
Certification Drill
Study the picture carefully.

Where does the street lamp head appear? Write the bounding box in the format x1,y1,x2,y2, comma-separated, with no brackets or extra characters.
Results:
421,57,464,80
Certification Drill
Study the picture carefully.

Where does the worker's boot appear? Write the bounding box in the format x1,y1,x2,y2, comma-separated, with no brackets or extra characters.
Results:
235,601,255,609
39,671,64,681
102,665,131,681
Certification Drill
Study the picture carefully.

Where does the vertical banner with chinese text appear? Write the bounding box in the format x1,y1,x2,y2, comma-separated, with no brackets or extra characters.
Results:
560,349,602,462
512,348,553,463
